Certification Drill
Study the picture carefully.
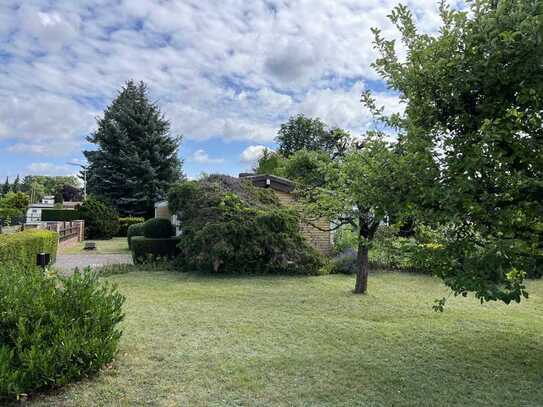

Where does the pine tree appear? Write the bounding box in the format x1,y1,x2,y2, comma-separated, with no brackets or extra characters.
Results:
2,177,9,195
12,175,20,193
84,81,183,216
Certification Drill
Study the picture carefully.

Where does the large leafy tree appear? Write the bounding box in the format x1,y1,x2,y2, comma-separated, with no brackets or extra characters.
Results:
84,81,183,216
285,136,407,294
368,0,543,304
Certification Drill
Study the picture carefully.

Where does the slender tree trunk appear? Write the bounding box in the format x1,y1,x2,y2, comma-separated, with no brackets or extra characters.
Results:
354,237,369,294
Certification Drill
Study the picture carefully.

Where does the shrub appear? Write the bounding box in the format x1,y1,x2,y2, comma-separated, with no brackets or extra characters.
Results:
142,218,175,239
330,248,358,274
131,236,180,264
0,208,25,226
127,222,145,249
0,267,125,400
0,229,58,269
79,196,119,239
168,176,324,275
118,217,145,237
41,209,82,222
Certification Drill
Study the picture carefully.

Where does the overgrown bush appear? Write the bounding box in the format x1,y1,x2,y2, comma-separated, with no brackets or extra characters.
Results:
0,208,25,226
0,229,58,269
127,222,145,249
0,266,125,400
118,217,145,237
41,209,82,222
330,248,358,274
168,175,324,275
143,218,175,239
79,196,119,239
131,236,180,264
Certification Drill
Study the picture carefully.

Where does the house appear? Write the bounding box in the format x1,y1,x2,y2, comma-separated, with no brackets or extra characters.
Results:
155,174,332,255
26,203,54,223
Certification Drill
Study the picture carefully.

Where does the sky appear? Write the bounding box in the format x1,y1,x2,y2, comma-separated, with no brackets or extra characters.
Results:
0,0,456,180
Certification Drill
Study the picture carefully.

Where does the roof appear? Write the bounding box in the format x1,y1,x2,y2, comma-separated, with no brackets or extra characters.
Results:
154,200,168,208
240,173,294,193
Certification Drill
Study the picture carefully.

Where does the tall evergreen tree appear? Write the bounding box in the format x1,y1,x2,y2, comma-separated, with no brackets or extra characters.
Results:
2,177,9,195
12,175,20,193
84,81,183,216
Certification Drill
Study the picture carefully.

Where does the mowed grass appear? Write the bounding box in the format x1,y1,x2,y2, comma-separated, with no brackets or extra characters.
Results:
33,272,543,406
59,237,129,254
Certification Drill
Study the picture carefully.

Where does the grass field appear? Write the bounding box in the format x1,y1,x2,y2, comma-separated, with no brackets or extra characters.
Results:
59,237,129,254
32,271,543,406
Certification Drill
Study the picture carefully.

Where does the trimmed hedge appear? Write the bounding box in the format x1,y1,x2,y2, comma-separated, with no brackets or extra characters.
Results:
142,218,175,239
131,236,180,264
118,217,145,237
0,267,125,399
41,209,82,222
127,223,145,249
0,229,58,269
79,197,119,239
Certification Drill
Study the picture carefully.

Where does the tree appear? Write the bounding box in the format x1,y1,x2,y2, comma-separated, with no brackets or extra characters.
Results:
276,115,351,158
367,0,543,304
285,136,406,294
60,184,83,202
0,192,30,210
12,175,20,193
2,177,9,195
84,81,183,216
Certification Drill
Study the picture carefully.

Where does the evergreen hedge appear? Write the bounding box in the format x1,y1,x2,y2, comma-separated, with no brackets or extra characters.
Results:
118,217,145,237
79,196,119,239
142,218,175,238
41,209,82,222
0,267,125,400
127,223,145,249
131,236,180,264
0,229,58,269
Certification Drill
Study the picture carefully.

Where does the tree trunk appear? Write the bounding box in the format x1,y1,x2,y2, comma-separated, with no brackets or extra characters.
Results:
354,238,369,294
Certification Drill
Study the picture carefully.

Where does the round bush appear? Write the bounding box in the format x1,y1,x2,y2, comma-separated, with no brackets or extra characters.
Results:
118,217,145,237
79,196,119,239
0,266,125,400
127,222,145,249
131,236,180,264
142,218,175,239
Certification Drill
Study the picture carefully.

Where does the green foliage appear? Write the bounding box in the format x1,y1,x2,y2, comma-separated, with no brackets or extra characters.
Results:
79,196,119,239
84,80,183,216
131,236,180,264
254,148,287,175
142,218,175,239
118,217,145,237
0,229,58,269
0,267,124,399
0,192,30,210
41,209,82,222
168,176,324,275
127,223,145,250
368,0,543,303
0,208,25,226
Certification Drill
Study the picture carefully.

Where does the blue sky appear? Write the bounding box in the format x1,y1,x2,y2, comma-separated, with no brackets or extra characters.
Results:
0,0,449,180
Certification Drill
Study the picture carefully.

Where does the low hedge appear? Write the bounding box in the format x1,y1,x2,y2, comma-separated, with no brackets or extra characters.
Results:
131,236,180,264
0,229,58,269
118,217,145,237
0,267,125,399
41,209,82,222
127,223,145,249
142,218,175,239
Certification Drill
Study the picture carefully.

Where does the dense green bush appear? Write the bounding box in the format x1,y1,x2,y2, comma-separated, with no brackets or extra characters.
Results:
41,209,82,221
118,217,145,237
79,196,119,239
142,218,175,239
127,222,145,249
168,176,324,275
0,208,25,226
0,267,125,400
0,229,58,269
330,249,358,274
131,236,180,264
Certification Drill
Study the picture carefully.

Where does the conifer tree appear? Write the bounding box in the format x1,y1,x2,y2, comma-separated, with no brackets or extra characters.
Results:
12,175,20,193
84,81,183,216
2,177,9,195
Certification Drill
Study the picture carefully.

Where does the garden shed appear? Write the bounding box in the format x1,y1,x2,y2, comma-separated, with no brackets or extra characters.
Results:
156,174,332,255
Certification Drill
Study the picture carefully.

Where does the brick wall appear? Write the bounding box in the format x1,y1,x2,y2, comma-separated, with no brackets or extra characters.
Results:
273,190,332,256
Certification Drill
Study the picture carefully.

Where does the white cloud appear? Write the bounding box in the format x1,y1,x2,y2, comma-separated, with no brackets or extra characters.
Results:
25,162,77,176
190,149,224,164
240,145,269,164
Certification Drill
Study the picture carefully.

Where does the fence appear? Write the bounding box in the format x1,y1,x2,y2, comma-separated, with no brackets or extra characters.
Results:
44,221,84,243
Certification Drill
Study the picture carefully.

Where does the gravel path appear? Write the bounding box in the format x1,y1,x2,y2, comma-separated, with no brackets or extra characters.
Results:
54,253,133,274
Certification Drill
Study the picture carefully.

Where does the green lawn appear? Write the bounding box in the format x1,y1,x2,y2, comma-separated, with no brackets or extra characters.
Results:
33,271,543,406
60,237,129,254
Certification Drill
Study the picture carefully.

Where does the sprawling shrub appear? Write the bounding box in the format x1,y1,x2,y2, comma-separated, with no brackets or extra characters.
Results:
0,267,125,400
143,218,175,239
41,209,82,222
118,217,145,237
79,196,119,239
330,248,358,274
0,208,25,226
131,236,180,264
127,222,145,249
0,229,58,269
168,175,324,275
